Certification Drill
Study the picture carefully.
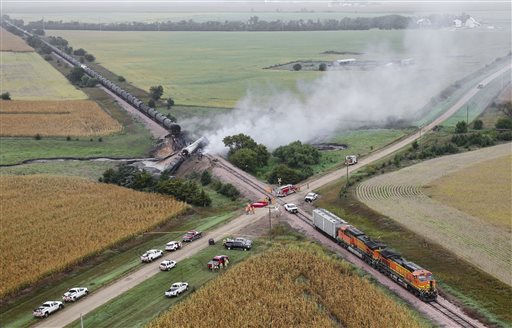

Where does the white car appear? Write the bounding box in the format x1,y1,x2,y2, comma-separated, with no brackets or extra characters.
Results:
141,249,163,263
62,287,88,302
165,282,189,297
33,301,64,318
165,241,182,251
304,192,318,202
284,203,298,213
160,260,177,271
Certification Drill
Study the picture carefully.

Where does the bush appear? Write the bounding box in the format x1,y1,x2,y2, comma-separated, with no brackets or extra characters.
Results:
84,53,95,62
267,164,309,185
34,133,42,140
473,119,483,130
495,118,512,130
98,137,103,142
273,141,320,168
218,183,241,200
43,54,52,61
497,131,512,141
229,148,258,173
455,121,468,133
66,136,71,141
73,48,87,56
1,92,11,100
319,63,327,71
412,140,419,150
200,170,212,186
148,99,155,108
117,76,126,82
293,63,302,71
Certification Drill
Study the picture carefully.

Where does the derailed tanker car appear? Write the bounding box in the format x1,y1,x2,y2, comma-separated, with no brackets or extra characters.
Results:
5,22,181,136
312,209,437,302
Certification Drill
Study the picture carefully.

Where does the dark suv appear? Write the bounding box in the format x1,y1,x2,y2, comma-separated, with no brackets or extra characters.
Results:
224,239,251,251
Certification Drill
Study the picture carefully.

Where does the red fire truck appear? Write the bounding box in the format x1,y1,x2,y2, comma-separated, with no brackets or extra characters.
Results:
275,184,299,197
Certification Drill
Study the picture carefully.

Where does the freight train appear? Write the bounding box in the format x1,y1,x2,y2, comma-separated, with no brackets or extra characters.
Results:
312,208,437,302
4,21,180,136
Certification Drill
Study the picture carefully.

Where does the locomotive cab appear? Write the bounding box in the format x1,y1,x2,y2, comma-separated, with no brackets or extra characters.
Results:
412,270,437,302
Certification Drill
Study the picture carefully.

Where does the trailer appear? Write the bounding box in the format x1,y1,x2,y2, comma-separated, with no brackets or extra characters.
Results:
312,208,347,239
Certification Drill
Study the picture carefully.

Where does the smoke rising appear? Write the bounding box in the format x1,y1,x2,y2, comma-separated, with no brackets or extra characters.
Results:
184,26,503,154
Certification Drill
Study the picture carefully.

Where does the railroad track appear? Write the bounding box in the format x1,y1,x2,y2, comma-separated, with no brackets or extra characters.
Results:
428,301,481,328
211,156,483,328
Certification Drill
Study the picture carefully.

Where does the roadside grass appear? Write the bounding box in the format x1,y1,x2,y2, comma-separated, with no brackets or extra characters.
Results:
0,204,241,328
0,52,86,100
0,88,154,165
48,29,511,108
442,69,511,127
66,242,264,328
316,180,512,327
0,161,116,180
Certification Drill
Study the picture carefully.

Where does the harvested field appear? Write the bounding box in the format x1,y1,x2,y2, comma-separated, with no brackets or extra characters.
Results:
0,175,187,298
0,100,122,137
356,143,512,285
0,52,86,100
0,27,34,52
147,246,424,328
428,155,511,228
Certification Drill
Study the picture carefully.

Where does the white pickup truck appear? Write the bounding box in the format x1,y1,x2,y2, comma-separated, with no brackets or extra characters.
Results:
165,282,189,297
33,301,64,318
62,287,88,302
141,249,164,263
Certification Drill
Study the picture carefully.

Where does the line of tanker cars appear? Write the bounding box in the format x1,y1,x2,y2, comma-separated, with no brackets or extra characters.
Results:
312,208,438,302
5,21,180,136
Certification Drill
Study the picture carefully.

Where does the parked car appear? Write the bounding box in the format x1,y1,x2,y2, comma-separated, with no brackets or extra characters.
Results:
160,260,177,271
207,255,230,270
165,240,182,251
141,249,164,263
62,287,88,302
224,238,252,251
165,282,189,297
33,301,64,318
182,230,202,242
284,203,298,213
304,192,318,202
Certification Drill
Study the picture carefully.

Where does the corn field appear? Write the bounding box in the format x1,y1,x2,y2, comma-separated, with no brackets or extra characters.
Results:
0,175,187,298
147,246,424,328
0,100,122,137
0,27,34,52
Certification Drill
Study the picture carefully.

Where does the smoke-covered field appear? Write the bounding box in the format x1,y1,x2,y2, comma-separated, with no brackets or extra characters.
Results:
49,15,510,153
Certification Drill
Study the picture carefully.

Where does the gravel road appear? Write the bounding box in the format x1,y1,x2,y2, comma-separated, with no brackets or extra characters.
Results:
34,209,266,328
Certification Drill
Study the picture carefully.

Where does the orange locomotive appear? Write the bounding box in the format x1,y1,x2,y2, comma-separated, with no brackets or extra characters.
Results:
336,224,437,302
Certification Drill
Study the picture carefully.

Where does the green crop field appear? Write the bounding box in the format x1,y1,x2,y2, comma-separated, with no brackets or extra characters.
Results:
0,52,86,100
48,28,511,108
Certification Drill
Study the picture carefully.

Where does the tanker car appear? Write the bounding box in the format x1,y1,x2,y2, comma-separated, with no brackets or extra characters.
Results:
4,21,180,136
312,209,437,302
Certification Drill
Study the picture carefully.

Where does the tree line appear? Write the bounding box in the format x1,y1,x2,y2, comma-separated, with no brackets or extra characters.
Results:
13,14,466,32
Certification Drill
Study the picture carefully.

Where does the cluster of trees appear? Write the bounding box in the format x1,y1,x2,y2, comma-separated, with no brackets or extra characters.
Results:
223,134,270,173
20,14,462,32
223,134,320,185
1,92,11,100
148,85,175,110
67,67,98,87
100,165,211,206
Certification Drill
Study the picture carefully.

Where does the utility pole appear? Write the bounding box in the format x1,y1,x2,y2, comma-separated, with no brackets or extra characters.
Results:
80,313,84,328
346,163,349,187
466,105,469,125
268,205,272,241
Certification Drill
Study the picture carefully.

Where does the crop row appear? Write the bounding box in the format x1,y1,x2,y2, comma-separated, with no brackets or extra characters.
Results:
147,246,423,328
356,181,424,201
0,100,122,137
0,175,187,298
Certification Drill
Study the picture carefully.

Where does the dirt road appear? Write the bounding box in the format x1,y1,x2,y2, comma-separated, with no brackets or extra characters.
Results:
34,210,266,328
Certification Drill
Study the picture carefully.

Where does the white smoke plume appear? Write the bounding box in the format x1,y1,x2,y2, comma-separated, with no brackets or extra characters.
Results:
183,27,504,154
